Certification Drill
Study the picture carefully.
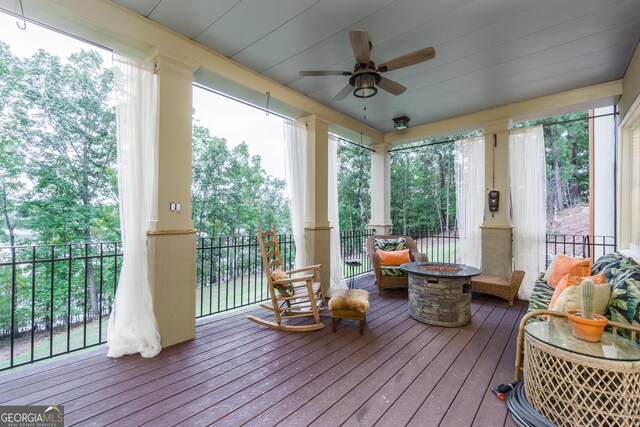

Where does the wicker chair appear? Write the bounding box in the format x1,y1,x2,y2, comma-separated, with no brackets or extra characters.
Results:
471,270,525,306
366,235,428,295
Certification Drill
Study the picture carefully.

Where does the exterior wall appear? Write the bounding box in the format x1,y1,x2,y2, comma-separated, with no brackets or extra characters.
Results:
619,42,640,120
592,106,616,238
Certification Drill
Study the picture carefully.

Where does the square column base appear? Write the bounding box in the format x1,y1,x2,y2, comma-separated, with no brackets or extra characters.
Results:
147,232,196,347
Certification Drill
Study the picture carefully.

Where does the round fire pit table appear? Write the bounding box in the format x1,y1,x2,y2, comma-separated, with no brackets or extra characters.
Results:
400,262,481,327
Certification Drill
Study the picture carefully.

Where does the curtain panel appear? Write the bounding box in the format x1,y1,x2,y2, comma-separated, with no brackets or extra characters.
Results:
454,136,485,269
510,125,547,299
328,135,347,294
107,53,161,358
283,120,308,270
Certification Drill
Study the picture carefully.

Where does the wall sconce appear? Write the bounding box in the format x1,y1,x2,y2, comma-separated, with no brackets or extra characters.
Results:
393,116,410,130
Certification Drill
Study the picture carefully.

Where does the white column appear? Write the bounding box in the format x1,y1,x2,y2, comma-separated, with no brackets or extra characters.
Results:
481,121,513,278
301,115,331,293
146,48,198,347
368,143,393,235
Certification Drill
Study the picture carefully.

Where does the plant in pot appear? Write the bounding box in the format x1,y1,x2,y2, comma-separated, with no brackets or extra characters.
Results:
567,279,608,343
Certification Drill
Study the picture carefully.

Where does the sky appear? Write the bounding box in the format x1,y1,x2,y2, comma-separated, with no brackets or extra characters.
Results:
0,10,287,179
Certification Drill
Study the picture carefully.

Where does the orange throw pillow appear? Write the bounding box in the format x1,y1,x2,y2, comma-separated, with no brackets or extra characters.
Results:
548,273,606,310
377,249,411,266
548,255,591,287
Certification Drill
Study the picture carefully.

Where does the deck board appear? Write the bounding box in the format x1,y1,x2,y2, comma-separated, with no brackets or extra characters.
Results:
0,273,525,426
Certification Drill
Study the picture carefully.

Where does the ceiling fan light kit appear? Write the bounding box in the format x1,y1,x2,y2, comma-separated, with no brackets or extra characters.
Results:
352,70,380,98
299,30,435,101
393,116,410,130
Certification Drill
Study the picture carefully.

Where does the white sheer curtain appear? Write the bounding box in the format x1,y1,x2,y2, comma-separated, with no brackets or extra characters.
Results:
454,136,485,269
328,135,347,294
107,53,161,358
510,125,547,299
284,120,308,269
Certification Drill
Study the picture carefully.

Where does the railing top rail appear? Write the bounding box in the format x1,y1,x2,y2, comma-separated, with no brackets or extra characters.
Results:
0,241,122,251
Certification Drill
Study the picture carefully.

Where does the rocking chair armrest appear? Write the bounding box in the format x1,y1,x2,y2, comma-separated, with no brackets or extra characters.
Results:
273,274,314,285
286,265,321,275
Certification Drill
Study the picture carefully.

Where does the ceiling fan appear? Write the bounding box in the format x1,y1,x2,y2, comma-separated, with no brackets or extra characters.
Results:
299,30,435,101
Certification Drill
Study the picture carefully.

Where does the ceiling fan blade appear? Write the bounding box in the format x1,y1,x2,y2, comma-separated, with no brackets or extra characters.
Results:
378,46,435,72
299,70,352,76
349,30,370,64
333,83,354,101
377,77,406,96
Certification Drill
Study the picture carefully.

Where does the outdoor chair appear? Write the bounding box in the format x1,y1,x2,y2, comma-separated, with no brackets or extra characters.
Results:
247,225,327,331
366,235,428,295
471,270,525,306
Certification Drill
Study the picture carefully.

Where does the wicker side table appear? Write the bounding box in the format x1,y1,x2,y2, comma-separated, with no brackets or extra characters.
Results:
524,321,640,427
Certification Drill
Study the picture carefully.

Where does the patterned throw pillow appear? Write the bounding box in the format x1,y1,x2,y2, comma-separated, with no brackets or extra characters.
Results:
528,279,555,312
605,263,640,338
271,268,294,297
380,266,407,276
592,252,639,282
374,237,407,252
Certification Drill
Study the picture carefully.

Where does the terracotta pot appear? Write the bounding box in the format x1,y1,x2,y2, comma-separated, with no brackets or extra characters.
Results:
567,310,608,343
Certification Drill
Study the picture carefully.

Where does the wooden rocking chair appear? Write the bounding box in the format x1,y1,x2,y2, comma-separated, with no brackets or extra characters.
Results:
247,225,327,331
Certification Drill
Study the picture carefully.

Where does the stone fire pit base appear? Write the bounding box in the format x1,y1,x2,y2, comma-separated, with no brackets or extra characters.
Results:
408,274,471,327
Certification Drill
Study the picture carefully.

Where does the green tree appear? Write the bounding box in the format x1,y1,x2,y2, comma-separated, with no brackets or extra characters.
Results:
337,142,370,231
18,49,117,316
191,123,290,237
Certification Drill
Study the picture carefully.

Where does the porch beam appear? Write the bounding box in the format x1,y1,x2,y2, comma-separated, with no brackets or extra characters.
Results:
384,80,623,145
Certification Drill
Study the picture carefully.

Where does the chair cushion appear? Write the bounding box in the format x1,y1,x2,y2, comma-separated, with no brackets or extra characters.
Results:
528,279,555,312
377,249,411,266
374,237,407,252
329,289,370,314
380,266,407,276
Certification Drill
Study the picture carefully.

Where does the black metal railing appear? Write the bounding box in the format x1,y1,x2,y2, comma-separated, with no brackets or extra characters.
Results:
195,233,295,318
545,233,617,267
0,242,121,371
0,230,619,370
340,229,374,278
392,228,460,263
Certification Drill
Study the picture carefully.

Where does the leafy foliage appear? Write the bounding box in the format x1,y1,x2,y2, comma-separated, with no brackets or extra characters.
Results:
515,112,590,218
390,142,456,233
337,141,370,231
191,120,290,236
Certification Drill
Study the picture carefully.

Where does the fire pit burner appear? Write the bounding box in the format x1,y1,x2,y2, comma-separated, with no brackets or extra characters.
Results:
418,265,462,273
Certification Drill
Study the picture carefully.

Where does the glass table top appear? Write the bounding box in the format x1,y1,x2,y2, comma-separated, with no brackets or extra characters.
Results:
525,321,640,361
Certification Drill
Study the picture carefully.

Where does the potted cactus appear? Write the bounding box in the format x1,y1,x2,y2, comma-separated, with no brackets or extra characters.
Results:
566,279,608,342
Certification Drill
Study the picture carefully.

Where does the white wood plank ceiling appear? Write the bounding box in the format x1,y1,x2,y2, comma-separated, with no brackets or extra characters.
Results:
112,0,640,132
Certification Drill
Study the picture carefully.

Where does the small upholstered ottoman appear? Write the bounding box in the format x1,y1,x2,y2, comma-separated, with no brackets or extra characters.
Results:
329,289,370,335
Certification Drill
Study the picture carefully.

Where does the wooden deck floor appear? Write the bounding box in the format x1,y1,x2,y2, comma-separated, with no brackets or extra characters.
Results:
0,274,526,427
